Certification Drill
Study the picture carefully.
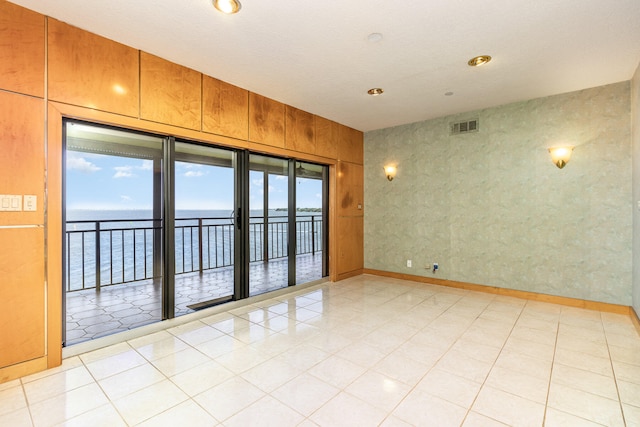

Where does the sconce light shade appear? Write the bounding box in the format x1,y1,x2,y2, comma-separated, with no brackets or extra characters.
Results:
384,165,397,181
548,146,574,169
213,0,241,14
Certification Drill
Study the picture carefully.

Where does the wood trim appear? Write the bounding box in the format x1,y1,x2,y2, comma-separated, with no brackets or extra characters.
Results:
336,269,364,282
363,268,632,315
0,356,48,384
631,307,640,336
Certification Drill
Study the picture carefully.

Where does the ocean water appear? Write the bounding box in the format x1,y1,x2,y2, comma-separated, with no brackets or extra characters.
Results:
65,209,322,291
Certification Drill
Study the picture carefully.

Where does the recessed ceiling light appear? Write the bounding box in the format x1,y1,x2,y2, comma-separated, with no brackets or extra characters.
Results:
213,0,241,14
367,88,384,96
367,33,383,43
444,91,454,96
468,55,492,67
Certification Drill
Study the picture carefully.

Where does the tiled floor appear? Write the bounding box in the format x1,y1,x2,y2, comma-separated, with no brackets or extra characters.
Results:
66,254,324,345
5,274,640,426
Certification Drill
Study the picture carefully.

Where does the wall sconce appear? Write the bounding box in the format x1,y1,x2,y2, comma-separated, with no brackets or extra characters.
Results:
384,165,397,181
548,146,574,169
213,0,242,14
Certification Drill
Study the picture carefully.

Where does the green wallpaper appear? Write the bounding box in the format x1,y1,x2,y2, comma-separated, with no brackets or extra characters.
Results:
365,82,632,305
632,63,640,314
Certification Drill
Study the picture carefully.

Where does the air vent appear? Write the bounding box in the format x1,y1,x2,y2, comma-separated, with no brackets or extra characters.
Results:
450,119,479,135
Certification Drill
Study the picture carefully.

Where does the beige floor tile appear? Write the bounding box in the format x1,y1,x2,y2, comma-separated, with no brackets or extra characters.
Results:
57,403,126,427
556,334,610,359
618,380,640,408
379,415,414,426
98,363,165,401
308,355,367,389
609,344,640,366
277,343,330,371
472,385,545,426
23,366,94,405
214,346,270,374
127,330,173,349
169,322,226,347
136,399,218,427
112,379,188,426
509,325,558,346
623,403,640,427
484,365,549,404
310,391,387,427
552,363,618,400
169,359,234,396
206,316,252,335
462,411,509,427
195,334,246,359
494,349,552,379
449,338,502,364
613,360,640,384
194,376,265,422
84,348,147,380
29,383,108,427
0,407,32,427
133,335,190,362
554,347,613,377
78,342,131,365
334,340,387,368
224,395,304,427
271,373,339,417
151,347,210,377
436,349,493,384
373,351,432,386
0,384,27,416
345,371,411,412
548,383,625,426
502,336,555,361
415,368,482,408
20,357,83,385
544,407,604,426
240,357,302,392
0,379,21,392
393,390,467,426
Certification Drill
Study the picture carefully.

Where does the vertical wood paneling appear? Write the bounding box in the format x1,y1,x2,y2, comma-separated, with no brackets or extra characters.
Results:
315,116,339,159
140,52,202,130
285,106,315,153
202,75,248,140
47,19,139,117
0,91,44,226
337,161,364,217
337,124,364,164
0,1,44,97
0,228,45,368
336,216,364,275
249,92,285,148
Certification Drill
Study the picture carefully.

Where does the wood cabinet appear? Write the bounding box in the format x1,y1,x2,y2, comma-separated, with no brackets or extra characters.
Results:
337,161,364,217
48,19,139,117
285,106,315,154
249,92,285,148
0,91,44,225
202,75,248,140
140,52,202,130
336,216,364,276
315,116,339,159
0,1,45,97
338,124,364,164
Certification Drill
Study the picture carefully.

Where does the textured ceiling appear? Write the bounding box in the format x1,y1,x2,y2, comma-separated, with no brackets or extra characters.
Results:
8,0,640,132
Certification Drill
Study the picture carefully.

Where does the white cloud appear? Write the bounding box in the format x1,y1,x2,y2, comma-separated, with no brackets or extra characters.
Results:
67,157,101,173
113,166,134,178
252,178,264,187
274,175,287,180
184,171,204,177
120,195,132,202
138,160,153,170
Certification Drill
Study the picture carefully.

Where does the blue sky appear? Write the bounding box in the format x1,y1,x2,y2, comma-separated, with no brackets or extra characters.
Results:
66,151,322,211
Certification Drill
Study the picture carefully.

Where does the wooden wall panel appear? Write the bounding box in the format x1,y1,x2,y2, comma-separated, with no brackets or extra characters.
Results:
336,216,364,275
315,116,338,159
0,228,45,368
0,1,44,97
337,161,364,217
337,124,364,164
140,52,202,130
285,106,315,154
48,19,139,117
0,91,44,225
202,75,248,140
249,92,285,148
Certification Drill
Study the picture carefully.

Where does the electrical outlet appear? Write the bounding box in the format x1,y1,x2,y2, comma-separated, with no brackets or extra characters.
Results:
406,260,412,268
433,262,439,273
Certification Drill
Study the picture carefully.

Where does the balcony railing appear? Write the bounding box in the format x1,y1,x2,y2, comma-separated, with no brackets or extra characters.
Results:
65,215,322,292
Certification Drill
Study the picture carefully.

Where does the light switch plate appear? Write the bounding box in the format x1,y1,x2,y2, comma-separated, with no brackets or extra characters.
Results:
24,195,37,211
0,194,22,211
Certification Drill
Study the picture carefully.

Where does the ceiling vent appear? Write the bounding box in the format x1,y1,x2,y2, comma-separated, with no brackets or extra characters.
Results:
450,118,479,135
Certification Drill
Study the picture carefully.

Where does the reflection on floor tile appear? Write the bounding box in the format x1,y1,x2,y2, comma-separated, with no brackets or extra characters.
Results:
6,274,640,426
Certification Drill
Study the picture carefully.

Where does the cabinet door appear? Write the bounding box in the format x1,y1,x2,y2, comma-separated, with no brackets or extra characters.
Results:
202,75,248,139
315,116,338,159
249,93,285,148
0,228,45,367
336,216,364,275
285,106,315,154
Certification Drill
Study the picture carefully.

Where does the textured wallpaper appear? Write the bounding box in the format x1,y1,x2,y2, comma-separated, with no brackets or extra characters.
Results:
365,82,632,305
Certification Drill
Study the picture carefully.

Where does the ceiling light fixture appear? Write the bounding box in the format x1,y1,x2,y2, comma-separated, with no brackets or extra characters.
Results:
368,88,384,96
468,55,492,67
213,0,241,14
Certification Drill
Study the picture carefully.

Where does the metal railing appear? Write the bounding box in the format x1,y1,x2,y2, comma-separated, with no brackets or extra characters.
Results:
66,215,322,292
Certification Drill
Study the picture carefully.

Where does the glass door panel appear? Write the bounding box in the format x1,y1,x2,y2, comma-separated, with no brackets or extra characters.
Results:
174,142,235,314
64,121,164,346
249,154,289,296
295,161,326,284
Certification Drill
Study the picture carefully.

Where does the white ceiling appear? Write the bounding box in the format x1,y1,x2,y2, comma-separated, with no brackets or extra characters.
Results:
9,0,640,132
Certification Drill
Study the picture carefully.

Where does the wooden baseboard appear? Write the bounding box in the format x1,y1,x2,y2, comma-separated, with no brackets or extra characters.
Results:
335,269,364,282
363,268,631,315
0,356,48,384
631,307,640,336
